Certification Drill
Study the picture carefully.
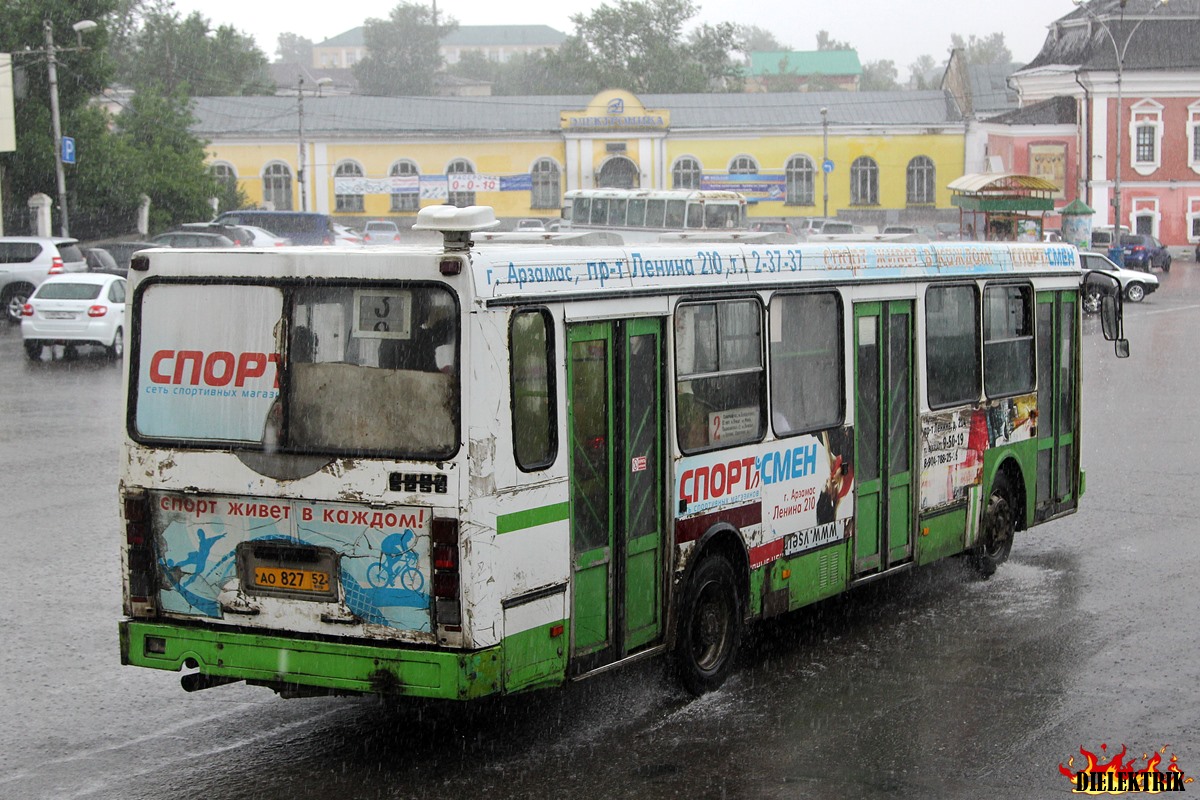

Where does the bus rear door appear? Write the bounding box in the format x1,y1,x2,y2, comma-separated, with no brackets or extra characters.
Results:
566,318,666,673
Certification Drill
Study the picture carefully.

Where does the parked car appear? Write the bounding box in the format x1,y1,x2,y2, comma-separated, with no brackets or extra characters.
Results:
82,246,122,275
20,272,127,361
332,223,361,246
362,220,402,244
151,231,236,248
1088,226,1130,253
1080,252,1159,307
819,222,861,235
91,240,156,273
180,222,255,246
751,220,796,235
1119,233,1172,272
882,225,917,235
238,225,291,246
213,210,335,245
515,218,546,231
1,236,88,324
935,222,962,240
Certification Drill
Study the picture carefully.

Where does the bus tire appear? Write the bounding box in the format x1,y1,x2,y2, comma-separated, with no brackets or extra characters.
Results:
674,555,742,696
971,474,1015,578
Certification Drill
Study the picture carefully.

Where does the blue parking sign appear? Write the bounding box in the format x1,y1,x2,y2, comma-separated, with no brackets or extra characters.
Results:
62,137,76,165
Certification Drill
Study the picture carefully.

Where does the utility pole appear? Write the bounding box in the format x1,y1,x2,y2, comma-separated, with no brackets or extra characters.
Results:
297,76,307,212
821,107,829,219
45,20,70,237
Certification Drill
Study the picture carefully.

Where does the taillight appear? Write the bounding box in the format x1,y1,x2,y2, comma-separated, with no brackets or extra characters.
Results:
323,233,333,245
88,305,107,317
49,256,64,274
124,494,157,605
21,303,33,317
431,518,461,630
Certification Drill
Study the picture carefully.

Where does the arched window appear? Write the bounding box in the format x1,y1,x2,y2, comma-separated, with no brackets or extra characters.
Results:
530,158,560,209
729,155,759,175
262,162,293,211
850,156,879,206
906,156,936,205
389,160,420,212
785,156,815,206
672,157,702,189
334,161,364,213
209,162,238,192
447,158,475,207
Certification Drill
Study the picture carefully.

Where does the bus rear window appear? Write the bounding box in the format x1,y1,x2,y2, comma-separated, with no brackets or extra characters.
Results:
133,281,459,458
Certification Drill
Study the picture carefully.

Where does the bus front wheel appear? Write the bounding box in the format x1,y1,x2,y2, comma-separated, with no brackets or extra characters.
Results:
674,555,742,696
971,475,1015,578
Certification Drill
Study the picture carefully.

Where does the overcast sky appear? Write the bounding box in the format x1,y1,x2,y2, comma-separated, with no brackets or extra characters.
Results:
172,0,1077,73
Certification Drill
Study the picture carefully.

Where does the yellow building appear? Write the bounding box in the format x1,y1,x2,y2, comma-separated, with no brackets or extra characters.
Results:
193,89,966,227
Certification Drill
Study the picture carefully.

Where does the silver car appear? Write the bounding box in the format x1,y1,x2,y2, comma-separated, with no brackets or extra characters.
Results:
1,237,88,324
1080,251,1159,309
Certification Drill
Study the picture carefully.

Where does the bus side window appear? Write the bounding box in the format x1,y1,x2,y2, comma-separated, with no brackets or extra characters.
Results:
510,308,557,471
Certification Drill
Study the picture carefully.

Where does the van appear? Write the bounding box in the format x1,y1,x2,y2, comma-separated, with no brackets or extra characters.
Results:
1089,226,1129,253
213,211,335,246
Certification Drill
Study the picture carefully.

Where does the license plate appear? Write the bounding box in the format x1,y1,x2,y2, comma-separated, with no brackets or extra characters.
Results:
238,542,338,601
252,566,331,593
45,311,76,319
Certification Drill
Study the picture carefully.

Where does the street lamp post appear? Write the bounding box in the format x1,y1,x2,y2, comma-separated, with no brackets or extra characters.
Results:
40,18,97,238
1073,0,1169,263
297,76,307,212
821,107,829,219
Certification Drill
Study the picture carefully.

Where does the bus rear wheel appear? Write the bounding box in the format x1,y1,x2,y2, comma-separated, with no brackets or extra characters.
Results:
674,555,742,696
971,475,1015,578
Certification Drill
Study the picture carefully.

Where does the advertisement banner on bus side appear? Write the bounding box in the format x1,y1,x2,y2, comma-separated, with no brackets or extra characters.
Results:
918,395,1037,510
153,493,433,632
675,427,854,565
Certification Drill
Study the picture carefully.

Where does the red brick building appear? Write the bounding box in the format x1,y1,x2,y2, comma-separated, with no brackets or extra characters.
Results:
1004,0,1200,247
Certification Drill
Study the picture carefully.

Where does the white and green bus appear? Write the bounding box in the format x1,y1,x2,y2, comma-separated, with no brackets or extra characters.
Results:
561,188,749,242
119,205,1127,699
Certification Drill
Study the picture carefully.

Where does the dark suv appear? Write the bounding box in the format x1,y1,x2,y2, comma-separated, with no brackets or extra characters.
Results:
1120,234,1172,272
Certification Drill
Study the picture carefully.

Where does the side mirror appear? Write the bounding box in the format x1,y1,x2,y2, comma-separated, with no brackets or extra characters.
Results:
1082,271,1126,357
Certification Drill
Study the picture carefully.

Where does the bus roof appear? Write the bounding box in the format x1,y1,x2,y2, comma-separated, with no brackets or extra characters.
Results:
468,240,1080,303
563,188,746,203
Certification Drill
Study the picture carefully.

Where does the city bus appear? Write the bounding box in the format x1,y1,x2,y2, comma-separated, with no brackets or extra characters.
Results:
118,205,1127,700
561,188,748,242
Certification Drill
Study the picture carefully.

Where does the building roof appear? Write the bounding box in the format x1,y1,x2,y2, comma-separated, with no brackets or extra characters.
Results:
747,50,863,77
987,95,1077,126
440,25,567,47
315,24,567,50
967,63,1020,115
1021,0,1200,72
189,90,963,139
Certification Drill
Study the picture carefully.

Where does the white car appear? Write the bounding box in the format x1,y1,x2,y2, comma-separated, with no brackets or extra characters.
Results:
515,218,546,231
1080,251,1159,309
240,225,291,246
362,220,402,244
21,272,127,361
332,223,361,247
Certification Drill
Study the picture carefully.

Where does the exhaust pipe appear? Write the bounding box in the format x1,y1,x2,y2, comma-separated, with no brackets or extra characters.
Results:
181,672,241,692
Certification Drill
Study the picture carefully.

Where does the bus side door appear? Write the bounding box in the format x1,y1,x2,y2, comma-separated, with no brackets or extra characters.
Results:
1034,290,1079,521
853,301,916,576
566,318,666,673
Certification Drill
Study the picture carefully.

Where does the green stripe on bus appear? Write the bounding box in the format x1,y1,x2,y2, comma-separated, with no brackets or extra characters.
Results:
496,502,570,534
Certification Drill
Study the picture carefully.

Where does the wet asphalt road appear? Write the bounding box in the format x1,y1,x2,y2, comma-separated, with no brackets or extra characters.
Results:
1,258,1198,800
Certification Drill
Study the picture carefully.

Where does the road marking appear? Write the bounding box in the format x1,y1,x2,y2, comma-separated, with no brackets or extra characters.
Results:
1146,305,1200,315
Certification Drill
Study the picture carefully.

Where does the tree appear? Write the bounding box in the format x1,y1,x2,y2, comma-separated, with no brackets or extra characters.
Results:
733,24,788,53
815,30,852,51
114,89,232,231
354,2,454,96
908,54,938,89
563,0,745,93
275,32,314,65
860,60,900,91
950,32,1013,65
119,9,273,96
